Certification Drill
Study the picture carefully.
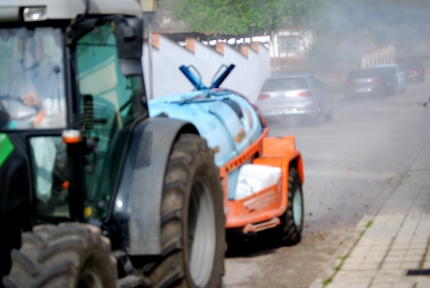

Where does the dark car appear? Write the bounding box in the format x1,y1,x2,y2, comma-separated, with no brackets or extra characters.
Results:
345,68,389,99
256,73,333,124
400,61,425,82
374,64,405,94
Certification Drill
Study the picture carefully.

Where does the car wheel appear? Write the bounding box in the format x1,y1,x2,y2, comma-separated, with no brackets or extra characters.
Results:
312,105,324,125
325,101,333,121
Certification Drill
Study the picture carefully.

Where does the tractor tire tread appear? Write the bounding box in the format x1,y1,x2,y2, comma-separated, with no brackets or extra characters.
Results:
143,133,224,288
3,223,116,288
278,167,304,246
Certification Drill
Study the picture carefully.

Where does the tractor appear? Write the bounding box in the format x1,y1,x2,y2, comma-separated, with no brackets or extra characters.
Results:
149,65,305,247
0,0,225,287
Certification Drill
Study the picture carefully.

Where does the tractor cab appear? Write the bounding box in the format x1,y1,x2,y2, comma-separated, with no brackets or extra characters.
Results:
0,0,146,225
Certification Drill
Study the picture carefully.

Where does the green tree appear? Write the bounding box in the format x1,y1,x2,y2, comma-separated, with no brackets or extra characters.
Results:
172,0,320,35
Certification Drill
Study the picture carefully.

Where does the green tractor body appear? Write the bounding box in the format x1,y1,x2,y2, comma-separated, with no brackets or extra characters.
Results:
0,134,14,168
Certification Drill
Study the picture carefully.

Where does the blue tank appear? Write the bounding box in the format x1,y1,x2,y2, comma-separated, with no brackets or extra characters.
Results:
148,65,264,199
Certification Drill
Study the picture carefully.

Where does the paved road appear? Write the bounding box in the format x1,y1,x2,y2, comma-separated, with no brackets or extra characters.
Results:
223,80,430,288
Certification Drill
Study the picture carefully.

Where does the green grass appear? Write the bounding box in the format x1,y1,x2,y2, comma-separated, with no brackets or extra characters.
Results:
322,277,332,287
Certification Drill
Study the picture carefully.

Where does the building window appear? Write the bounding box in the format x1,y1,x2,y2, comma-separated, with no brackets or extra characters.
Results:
279,36,299,53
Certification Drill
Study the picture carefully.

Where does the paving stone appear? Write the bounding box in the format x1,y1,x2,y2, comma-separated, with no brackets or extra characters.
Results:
349,283,373,288
416,282,430,288
369,283,392,288
351,249,370,258
380,262,402,270
384,255,404,262
400,261,420,270
387,250,407,257
370,245,390,252
326,283,348,288
403,254,423,262
416,277,430,284
391,282,415,288
344,257,364,264
360,262,381,270
372,278,395,285
410,237,429,244
405,249,425,255
361,238,377,245
341,261,362,271
393,237,413,244
391,242,410,249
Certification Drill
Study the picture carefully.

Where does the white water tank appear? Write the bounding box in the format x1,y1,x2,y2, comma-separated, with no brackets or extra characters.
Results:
235,164,281,200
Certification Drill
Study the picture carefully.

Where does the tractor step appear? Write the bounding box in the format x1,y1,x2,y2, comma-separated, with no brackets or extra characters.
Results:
242,217,280,234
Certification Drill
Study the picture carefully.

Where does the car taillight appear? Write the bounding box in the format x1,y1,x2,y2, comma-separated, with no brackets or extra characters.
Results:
258,94,270,100
370,78,381,83
297,90,313,97
348,79,355,84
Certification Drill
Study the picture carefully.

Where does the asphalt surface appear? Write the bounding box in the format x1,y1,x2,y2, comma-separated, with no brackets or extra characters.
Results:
223,80,430,288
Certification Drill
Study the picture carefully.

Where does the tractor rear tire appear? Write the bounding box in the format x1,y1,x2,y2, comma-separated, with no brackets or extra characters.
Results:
277,167,304,246
143,134,225,288
2,223,117,288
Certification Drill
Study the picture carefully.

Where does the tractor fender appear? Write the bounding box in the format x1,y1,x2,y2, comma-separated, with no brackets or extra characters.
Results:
110,117,198,256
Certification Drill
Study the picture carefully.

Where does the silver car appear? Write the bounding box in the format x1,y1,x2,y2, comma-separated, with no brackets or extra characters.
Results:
256,73,333,123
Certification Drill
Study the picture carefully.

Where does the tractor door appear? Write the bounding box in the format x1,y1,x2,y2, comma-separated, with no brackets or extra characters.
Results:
74,21,144,220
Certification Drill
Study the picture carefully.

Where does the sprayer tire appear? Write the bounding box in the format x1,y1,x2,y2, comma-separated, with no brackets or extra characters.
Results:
2,223,117,288
142,134,225,288
277,167,304,246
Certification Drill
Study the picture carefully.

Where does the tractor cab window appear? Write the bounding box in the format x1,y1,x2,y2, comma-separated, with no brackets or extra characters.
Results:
29,136,70,222
75,22,143,220
0,27,66,130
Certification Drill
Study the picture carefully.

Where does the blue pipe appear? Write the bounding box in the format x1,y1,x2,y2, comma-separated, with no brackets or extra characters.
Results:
210,64,235,89
179,65,207,90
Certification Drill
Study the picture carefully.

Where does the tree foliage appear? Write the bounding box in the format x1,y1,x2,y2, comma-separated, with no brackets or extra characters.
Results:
171,0,287,35
170,0,430,35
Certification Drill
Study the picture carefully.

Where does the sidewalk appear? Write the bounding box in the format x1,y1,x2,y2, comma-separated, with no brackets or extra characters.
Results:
310,143,430,288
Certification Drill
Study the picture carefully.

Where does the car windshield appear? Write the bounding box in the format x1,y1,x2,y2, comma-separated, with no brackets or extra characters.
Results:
261,77,308,92
349,69,380,79
0,27,66,130
375,66,397,78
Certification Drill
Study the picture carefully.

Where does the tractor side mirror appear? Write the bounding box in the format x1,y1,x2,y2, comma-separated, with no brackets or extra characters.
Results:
0,109,10,129
114,18,143,76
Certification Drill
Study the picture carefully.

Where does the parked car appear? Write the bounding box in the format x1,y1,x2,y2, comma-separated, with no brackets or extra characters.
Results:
256,73,333,124
345,68,390,99
374,64,405,94
400,60,425,82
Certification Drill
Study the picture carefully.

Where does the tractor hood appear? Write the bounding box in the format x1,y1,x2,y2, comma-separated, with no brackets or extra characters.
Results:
148,90,263,168
0,0,142,22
